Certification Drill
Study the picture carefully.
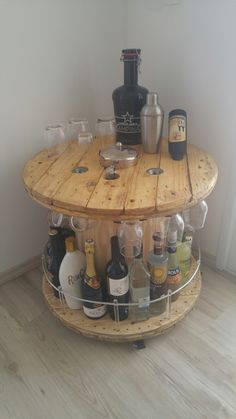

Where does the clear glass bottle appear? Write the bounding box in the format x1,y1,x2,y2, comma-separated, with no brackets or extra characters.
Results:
147,232,168,315
112,49,148,145
167,231,182,301
130,249,150,323
81,239,107,319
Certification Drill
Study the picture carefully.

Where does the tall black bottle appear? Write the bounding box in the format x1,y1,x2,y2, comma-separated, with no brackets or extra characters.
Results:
106,236,129,321
112,49,148,145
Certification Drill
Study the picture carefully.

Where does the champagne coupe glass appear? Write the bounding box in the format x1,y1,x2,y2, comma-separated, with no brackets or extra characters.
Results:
44,123,65,155
95,117,115,141
117,221,143,259
66,118,90,141
47,211,64,227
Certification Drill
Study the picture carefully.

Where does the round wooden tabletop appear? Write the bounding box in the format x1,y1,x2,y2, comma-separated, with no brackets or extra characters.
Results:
22,137,218,220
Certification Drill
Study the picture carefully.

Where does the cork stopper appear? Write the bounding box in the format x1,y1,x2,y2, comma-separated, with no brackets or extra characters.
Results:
65,236,76,253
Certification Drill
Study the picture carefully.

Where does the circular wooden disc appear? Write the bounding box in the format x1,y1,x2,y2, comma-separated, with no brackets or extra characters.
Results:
42,271,201,343
22,137,218,220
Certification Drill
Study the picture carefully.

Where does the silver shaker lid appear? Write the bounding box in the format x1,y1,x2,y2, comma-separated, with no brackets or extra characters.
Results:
141,92,164,116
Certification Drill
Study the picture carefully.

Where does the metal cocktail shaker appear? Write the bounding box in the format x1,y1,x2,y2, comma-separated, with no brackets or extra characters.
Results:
140,92,164,153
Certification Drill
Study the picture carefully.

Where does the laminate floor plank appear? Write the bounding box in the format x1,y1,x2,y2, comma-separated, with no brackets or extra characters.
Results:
0,265,236,419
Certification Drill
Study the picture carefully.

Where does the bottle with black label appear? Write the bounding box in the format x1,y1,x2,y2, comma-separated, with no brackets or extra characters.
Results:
147,232,168,315
168,109,187,160
112,49,148,145
106,235,129,321
81,239,107,319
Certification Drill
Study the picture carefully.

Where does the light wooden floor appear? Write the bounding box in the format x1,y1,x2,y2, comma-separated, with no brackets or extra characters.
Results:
0,265,236,419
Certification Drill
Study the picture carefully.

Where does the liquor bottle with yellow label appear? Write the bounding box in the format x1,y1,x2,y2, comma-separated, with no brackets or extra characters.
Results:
147,232,168,315
167,230,182,301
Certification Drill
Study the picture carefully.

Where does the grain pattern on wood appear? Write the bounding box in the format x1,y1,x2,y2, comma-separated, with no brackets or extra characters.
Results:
42,260,201,342
124,150,161,216
31,141,88,204
22,143,68,191
22,138,218,220
52,139,109,212
187,144,218,205
1,265,236,419
156,139,192,214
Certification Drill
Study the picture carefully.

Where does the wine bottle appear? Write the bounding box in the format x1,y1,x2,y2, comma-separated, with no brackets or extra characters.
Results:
106,235,129,321
167,230,182,301
81,239,107,319
59,236,86,309
147,232,168,315
168,109,187,160
112,48,148,145
130,248,150,323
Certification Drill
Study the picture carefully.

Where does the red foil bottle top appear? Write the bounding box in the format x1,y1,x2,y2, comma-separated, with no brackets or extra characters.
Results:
121,49,141,61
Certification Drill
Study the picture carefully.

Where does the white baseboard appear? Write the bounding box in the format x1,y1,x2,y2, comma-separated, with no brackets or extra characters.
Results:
0,255,41,285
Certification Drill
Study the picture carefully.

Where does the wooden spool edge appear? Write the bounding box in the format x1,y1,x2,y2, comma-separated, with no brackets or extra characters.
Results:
42,269,202,343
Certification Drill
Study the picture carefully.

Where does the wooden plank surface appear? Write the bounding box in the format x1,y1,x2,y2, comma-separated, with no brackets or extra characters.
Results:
1,265,236,419
31,141,88,204
22,142,68,192
156,139,192,214
124,150,161,216
53,139,109,212
187,144,218,206
22,138,218,219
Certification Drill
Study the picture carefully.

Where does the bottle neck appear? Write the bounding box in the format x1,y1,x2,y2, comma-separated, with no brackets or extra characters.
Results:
154,245,163,256
85,252,96,278
124,60,138,86
111,236,121,263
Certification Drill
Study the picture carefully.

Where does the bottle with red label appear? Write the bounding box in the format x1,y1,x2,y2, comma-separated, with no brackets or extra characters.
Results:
167,230,182,301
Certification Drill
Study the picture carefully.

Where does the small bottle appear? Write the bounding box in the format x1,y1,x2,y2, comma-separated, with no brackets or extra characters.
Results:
130,248,150,323
112,49,148,145
140,92,164,154
147,232,168,315
167,231,182,301
59,236,86,309
168,109,187,160
106,236,129,321
81,239,107,319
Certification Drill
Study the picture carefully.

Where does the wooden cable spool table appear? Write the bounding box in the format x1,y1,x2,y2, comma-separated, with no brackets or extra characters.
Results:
22,137,218,343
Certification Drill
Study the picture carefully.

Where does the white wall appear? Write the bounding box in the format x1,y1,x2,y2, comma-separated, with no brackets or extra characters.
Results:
126,0,236,257
0,0,126,273
2,0,235,273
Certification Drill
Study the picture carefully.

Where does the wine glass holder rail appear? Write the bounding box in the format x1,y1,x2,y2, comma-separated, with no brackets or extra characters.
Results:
41,244,201,342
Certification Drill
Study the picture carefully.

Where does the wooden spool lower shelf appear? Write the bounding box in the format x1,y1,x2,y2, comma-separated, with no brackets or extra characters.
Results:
42,269,201,343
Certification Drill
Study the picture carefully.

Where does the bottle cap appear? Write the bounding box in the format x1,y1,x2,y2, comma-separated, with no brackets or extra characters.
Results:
121,48,141,61
48,228,58,236
146,92,158,106
65,236,76,252
168,230,177,243
169,109,187,118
